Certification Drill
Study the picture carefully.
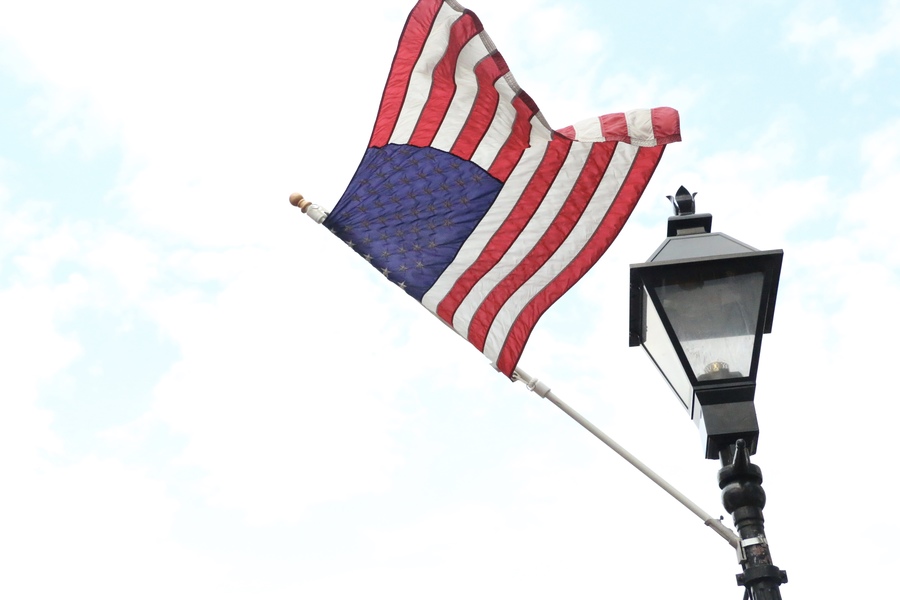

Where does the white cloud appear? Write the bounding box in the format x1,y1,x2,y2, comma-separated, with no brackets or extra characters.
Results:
843,118,900,267
0,455,239,599
787,0,900,76
139,243,418,524
0,280,84,462
84,231,161,300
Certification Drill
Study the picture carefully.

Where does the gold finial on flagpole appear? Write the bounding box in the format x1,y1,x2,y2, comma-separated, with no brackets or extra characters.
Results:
289,193,310,212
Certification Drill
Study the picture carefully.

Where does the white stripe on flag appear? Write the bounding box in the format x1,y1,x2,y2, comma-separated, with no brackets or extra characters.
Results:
389,2,461,145
468,74,522,170
625,109,656,146
572,116,605,141
451,142,593,337
528,114,554,147
481,142,638,362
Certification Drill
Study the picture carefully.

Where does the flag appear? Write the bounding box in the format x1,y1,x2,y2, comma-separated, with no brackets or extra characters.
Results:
322,0,680,377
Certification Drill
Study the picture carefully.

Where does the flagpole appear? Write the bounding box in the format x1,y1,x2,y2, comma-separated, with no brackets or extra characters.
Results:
512,368,741,553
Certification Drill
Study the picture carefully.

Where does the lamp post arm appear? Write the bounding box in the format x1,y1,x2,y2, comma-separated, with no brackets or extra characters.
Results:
513,368,741,552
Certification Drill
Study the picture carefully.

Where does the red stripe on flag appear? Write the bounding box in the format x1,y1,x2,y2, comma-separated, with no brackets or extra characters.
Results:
409,12,484,147
599,113,629,143
556,125,576,138
651,107,682,145
449,52,508,159
369,0,445,148
493,145,666,376
436,136,573,327
487,91,539,182
467,143,615,351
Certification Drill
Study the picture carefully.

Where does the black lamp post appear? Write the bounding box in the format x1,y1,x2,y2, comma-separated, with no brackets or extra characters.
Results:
629,187,787,599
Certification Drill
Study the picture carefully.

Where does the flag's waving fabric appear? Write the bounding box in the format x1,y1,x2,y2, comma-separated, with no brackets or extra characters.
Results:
323,0,680,377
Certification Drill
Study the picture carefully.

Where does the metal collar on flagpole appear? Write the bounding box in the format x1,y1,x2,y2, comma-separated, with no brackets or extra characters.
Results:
512,368,742,555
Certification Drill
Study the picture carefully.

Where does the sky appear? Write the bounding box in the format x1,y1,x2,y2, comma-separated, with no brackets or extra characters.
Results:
1,0,898,598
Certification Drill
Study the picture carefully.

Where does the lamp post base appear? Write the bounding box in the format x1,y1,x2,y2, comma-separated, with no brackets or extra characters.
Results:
718,439,788,599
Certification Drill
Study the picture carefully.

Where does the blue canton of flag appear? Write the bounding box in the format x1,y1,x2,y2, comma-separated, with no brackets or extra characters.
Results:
327,145,501,300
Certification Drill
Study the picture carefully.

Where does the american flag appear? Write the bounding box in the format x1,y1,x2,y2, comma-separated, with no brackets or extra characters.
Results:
323,0,680,377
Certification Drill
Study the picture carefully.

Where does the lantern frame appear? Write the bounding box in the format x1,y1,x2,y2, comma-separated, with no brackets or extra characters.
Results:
629,213,783,459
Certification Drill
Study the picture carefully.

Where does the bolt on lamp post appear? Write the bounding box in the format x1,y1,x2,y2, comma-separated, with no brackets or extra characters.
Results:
629,187,788,599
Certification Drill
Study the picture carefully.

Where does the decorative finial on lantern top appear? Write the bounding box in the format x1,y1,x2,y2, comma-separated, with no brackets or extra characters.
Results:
664,186,711,237
667,185,697,216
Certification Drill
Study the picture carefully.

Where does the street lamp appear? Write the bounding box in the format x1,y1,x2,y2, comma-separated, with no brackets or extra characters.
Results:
629,187,788,599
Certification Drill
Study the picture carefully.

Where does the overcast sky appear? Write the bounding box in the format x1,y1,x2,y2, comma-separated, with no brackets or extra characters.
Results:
2,0,898,598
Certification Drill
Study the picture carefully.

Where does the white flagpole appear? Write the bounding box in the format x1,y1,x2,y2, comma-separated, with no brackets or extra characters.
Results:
512,368,741,552
290,194,739,553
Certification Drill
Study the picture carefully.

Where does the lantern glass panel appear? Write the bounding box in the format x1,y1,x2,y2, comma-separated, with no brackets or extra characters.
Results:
642,288,693,412
654,270,764,380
